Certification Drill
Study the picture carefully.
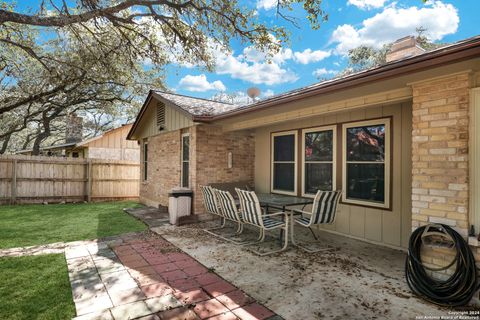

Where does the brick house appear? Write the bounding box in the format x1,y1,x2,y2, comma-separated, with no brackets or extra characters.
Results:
127,36,480,264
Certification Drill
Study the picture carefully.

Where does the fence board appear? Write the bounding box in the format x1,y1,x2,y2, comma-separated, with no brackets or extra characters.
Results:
0,155,140,204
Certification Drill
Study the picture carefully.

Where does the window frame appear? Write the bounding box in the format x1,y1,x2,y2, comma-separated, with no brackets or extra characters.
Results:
341,118,391,209
143,140,148,182
181,133,190,188
301,125,337,198
271,130,298,196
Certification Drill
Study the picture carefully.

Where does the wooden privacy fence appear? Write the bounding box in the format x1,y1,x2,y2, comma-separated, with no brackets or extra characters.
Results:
0,155,140,204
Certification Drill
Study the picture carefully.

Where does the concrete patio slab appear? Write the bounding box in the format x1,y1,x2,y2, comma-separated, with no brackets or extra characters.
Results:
150,222,449,320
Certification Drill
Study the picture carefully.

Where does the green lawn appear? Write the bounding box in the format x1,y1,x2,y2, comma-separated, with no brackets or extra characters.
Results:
0,254,76,320
0,201,146,249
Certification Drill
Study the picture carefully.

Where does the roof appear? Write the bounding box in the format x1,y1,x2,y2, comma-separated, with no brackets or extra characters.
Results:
128,34,480,139
78,123,133,146
153,91,241,116
16,142,78,154
16,123,133,154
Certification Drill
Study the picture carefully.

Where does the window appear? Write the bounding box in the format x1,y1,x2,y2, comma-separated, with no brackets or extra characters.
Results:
143,140,148,181
157,102,165,131
302,126,336,197
342,119,390,208
271,131,297,195
72,152,79,158
181,134,189,188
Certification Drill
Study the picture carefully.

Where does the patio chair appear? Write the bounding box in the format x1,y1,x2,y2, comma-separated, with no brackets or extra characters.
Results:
211,189,261,244
200,185,226,231
235,188,290,256
291,190,342,253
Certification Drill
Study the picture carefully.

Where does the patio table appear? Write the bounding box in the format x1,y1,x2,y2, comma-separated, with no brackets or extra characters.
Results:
256,193,314,242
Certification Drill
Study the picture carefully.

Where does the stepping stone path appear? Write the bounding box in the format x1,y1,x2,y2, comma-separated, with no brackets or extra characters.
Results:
67,232,280,320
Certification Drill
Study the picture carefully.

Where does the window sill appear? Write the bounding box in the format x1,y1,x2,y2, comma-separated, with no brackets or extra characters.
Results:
340,199,392,211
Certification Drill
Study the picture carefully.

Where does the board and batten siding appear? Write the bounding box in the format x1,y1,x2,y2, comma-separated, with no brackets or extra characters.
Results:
254,102,412,249
134,99,194,140
83,125,140,161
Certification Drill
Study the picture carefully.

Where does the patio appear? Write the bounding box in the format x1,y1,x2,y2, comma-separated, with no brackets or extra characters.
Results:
66,231,279,320
149,219,448,319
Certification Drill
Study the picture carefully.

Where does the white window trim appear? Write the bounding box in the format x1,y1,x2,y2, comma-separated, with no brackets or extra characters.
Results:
301,125,337,198
143,140,148,182
342,118,391,209
181,133,190,188
271,130,298,196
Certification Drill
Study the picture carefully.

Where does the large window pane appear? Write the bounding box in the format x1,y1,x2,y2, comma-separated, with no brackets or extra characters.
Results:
273,163,295,191
274,135,295,161
305,163,332,194
182,136,189,161
346,125,385,161
305,131,333,161
346,163,384,202
182,162,189,188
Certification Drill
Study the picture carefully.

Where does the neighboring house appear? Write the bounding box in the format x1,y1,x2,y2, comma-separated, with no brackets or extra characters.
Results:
127,35,480,260
18,123,140,162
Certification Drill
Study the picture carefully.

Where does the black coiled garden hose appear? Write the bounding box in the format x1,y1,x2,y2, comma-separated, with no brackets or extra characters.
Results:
405,224,479,307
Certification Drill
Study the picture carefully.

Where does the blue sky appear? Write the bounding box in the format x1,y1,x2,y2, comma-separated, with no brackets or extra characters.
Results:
14,0,479,103
164,0,477,102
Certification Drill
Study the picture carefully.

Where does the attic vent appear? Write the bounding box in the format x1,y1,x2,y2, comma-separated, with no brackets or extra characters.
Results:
156,102,165,131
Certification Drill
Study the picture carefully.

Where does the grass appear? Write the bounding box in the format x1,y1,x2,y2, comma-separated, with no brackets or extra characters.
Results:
0,254,76,320
0,201,146,249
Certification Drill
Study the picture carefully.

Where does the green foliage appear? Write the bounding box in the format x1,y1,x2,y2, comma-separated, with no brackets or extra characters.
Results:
0,0,329,152
0,201,146,248
0,254,75,320
337,28,449,78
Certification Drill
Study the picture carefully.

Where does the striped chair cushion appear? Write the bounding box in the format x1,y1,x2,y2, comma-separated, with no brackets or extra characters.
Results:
311,191,342,225
235,188,262,226
294,217,311,226
201,186,220,215
215,189,240,222
262,217,285,229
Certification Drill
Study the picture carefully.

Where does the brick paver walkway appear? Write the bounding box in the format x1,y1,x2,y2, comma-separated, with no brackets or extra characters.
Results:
68,232,280,320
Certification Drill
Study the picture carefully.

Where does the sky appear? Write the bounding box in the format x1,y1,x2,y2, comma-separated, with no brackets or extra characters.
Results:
14,0,479,104
164,0,478,103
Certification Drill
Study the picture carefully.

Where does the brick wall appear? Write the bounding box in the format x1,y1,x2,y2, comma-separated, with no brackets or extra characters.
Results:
411,73,480,305
411,72,470,237
138,125,255,213
140,130,181,207
191,125,255,214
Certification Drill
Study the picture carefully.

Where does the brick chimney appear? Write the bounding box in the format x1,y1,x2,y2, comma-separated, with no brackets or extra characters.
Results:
65,114,83,143
386,36,426,63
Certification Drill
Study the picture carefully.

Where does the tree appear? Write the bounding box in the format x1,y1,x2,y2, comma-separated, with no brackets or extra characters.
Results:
334,27,449,79
0,0,328,153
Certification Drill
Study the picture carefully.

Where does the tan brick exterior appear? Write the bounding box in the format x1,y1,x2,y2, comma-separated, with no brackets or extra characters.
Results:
411,72,470,237
191,125,255,214
139,124,255,213
140,130,181,207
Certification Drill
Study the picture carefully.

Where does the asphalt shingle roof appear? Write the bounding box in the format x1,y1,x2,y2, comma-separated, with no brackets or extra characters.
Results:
153,91,243,116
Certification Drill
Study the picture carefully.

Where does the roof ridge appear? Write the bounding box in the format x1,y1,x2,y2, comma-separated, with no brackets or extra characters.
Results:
153,90,235,105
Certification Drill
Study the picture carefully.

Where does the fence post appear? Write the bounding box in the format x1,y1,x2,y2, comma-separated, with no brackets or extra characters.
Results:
11,159,17,205
87,160,92,202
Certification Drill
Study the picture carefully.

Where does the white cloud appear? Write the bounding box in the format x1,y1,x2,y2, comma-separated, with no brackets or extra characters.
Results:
179,74,226,92
256,0,277,10
215,53,298,85
347,0,386,10
331,1,459,55
312,68,337,77
293,49,331,64
242,46,293,65
263,89,275,98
